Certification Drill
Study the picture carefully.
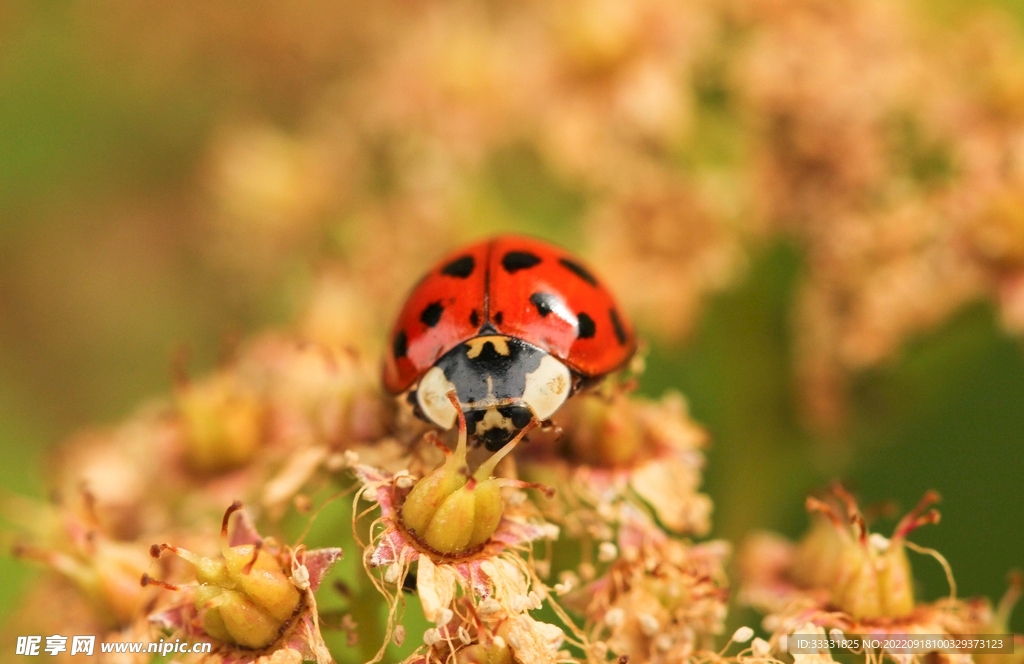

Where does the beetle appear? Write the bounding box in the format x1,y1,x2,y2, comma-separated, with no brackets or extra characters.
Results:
383,235,636,450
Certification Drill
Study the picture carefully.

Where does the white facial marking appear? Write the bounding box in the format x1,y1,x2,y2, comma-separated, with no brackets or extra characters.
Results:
417,366,457,430
521,355,571,421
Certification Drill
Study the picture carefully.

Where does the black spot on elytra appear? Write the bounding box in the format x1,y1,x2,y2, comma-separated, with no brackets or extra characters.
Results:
393,330,408,358
530,292,558,317
502,251,542,273
609,308,627,345
493,311,504,325
420,301,444,327
558,257,598,286
469,310,480,327
441,255,475,278
577,312,596,339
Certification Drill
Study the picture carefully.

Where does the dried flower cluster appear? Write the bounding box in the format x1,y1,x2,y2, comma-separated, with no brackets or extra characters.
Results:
5,320,1019,663
5,0,1024,661
4,325,734,663
738,484,1024,664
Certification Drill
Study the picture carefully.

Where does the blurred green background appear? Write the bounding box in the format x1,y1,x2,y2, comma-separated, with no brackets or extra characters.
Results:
1,0,1022,640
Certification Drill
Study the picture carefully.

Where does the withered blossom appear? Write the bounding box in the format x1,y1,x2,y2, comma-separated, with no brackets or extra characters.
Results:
523,390,713,538
144,503,342,664
738,485,1022,663
575,508,731,664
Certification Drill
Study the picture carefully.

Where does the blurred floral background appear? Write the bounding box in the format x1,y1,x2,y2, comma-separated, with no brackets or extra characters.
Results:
2,0,1023,654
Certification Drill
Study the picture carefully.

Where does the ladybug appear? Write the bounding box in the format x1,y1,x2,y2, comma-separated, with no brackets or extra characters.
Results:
383,235,636,451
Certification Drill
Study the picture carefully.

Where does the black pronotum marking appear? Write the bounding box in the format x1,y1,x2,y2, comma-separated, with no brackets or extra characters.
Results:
558,257,598,286
434,336,547,450
441,255,475,278
439,338,544,405
469,310,480,327
529,292,558,317
609,308,627,345
577,312,596,339
420,301,444,327
502,251,542,273
393,330,408,358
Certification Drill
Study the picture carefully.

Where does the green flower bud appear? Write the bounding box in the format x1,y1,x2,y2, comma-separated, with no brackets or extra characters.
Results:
145,503,302,650
176,372,266,473
456,640,514,664
401,459,468,536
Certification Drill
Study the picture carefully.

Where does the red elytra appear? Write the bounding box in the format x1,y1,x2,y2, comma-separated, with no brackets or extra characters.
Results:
382,235,636,395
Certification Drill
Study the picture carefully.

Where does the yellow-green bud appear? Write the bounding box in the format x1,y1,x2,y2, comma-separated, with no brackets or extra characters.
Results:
467,479,504,550
147,504,303,650
401,462,468,536
177,373,265,473
423,483,478,553
223,545,302,623
806,488,939,620
559,393,643,467
195,586,284,649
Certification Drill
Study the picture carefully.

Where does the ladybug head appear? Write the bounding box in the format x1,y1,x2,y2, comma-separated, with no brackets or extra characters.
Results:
413,335,572,451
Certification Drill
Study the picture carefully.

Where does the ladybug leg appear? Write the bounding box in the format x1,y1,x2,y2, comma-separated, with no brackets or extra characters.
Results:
618,376,640,394
422,430,451,457
538,419,562,436
495,478,556,500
